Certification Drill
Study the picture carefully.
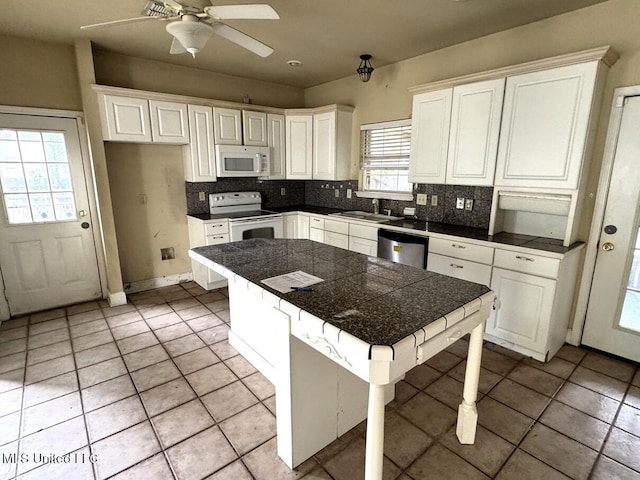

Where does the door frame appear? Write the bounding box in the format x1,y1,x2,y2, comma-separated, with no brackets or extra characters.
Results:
0,105,107,319
569,85,640,345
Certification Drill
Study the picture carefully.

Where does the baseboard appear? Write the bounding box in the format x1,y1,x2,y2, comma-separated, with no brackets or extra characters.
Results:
107,290,128,307
123,272,194,294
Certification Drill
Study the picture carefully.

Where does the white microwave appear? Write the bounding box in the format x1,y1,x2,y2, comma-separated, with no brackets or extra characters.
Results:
215,145,270,177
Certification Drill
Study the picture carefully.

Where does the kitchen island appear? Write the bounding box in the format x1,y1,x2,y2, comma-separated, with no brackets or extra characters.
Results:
190,239,495,480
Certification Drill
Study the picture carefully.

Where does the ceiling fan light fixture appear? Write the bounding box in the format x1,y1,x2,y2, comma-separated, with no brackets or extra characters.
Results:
357,54,374,82
166,15,214,57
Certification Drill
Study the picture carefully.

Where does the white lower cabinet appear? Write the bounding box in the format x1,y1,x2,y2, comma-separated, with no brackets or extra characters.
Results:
187,216,229,290
284,214,297,239
486,268,556,357
348,223,378,255
484,247,581,361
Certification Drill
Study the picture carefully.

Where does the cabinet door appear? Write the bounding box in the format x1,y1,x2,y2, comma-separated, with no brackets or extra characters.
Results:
324,231,349,249
409,89,452,184
486,267,556,354
297,215,310,239
149,100,189,144
243,110,268,146
286,114,313,179
495,61,599,189
213,107,242,145
446,78,505,186
349,237,377,256
101,95,151,142
313,111,336,180
309,227,324,243
284,215,297,239
184,105,217,182
267,113,286,180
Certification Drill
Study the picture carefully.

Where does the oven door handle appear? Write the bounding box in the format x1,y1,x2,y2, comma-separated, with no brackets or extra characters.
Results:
231,216,282,225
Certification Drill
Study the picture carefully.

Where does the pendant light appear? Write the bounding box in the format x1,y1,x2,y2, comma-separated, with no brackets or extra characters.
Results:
357,54,374,82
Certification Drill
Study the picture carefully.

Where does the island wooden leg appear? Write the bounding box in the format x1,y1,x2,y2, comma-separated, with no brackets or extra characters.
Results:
364,383,385,480
456,320,485,444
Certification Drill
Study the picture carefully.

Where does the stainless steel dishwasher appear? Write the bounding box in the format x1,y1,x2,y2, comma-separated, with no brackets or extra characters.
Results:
377,229,428,269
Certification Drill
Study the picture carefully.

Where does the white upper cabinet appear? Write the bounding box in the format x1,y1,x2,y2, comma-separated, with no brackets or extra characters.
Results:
495,61,599,189
213,107,242,145
313,111,336,180
149,100,189,144
446,78,505,186
409,89,452,184
286,114,313,179
266,113,286,180
242,110,268,146
409,78,504,186
100,95,152,143
184,105,217,182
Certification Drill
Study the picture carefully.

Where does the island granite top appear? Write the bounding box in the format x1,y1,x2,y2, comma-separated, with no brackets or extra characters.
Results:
191,238,493,347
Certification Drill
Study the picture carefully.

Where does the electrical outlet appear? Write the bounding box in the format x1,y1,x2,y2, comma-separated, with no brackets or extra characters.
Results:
138,194,147,205
416,193,427,205
456,197,465,209
334,188,340,197
160,247,175,261
346,189,352,199
198,191,206,202
280,187,286,196
465,199,474,211
431,194,438,206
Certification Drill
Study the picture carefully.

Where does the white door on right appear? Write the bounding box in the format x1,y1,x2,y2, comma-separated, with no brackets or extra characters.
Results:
582,95,640,362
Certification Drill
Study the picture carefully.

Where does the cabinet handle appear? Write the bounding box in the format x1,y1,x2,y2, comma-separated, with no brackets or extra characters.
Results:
450,263,464,269
451,244,466,249
515,255,535,262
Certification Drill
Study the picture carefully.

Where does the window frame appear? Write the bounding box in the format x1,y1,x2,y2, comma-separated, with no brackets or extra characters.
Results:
360,119,413,197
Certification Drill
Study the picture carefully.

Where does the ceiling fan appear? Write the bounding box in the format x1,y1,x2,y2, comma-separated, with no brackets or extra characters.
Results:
81,1,279,58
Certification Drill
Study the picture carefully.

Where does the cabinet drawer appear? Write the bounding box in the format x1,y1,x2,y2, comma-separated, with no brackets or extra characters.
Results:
204,221,229,236
349,237,377,256
349,223,378,241
309,216,325,229
206,234,229,245
493,249,560,278
429,237,494,264
325,219,349,234
427,253,492,286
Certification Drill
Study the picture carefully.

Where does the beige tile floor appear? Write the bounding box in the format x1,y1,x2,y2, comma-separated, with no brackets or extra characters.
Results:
0,282,639,480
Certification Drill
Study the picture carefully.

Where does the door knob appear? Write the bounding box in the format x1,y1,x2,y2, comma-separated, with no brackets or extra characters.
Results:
81,222,90,229
602,242,614,251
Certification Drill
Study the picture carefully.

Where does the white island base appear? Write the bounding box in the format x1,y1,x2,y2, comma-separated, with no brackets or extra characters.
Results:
225,279,490,480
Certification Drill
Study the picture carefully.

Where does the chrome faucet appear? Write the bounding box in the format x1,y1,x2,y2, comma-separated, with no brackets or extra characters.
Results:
372,198,379,215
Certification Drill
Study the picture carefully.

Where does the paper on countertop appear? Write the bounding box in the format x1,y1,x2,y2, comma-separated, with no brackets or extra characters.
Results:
261,271,324,294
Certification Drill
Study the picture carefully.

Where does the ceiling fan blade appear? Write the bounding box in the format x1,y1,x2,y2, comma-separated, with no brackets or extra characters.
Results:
204,4,279,20
80,16,159,30
210,23,274,57
169,37,187,54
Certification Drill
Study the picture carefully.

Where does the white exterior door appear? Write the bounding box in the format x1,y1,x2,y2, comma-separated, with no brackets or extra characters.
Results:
582,95,640,362
0,114,102,315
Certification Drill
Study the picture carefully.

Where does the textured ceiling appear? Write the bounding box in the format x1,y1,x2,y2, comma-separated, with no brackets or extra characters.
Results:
1,0,611,88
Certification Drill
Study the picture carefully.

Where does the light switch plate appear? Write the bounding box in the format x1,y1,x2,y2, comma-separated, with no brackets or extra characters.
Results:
456,197,465,209
416,193,427,205
431,194,438,206
346,189,352,199
334,188,340,197
198,192,206,202
280,187,286,196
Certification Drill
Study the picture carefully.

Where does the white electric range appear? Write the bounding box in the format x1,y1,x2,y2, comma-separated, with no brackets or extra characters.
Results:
209,191,283,241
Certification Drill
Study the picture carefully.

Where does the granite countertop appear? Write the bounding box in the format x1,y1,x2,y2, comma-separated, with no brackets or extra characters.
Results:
191,238,492,347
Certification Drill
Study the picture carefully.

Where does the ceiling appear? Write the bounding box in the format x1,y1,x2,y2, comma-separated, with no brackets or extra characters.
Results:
2,0,610,88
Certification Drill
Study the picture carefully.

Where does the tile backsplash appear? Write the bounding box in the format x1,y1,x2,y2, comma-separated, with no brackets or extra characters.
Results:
186,180,493,230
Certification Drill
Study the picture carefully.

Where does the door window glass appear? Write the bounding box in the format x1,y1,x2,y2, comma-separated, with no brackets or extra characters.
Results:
0,129,76,224
619,227,640,332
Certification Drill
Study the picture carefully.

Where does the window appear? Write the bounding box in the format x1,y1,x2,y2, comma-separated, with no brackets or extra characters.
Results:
361,119,412,193
0,129,77,224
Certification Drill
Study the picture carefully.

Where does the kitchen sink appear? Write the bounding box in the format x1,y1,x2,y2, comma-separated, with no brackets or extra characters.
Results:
329,211,402,223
